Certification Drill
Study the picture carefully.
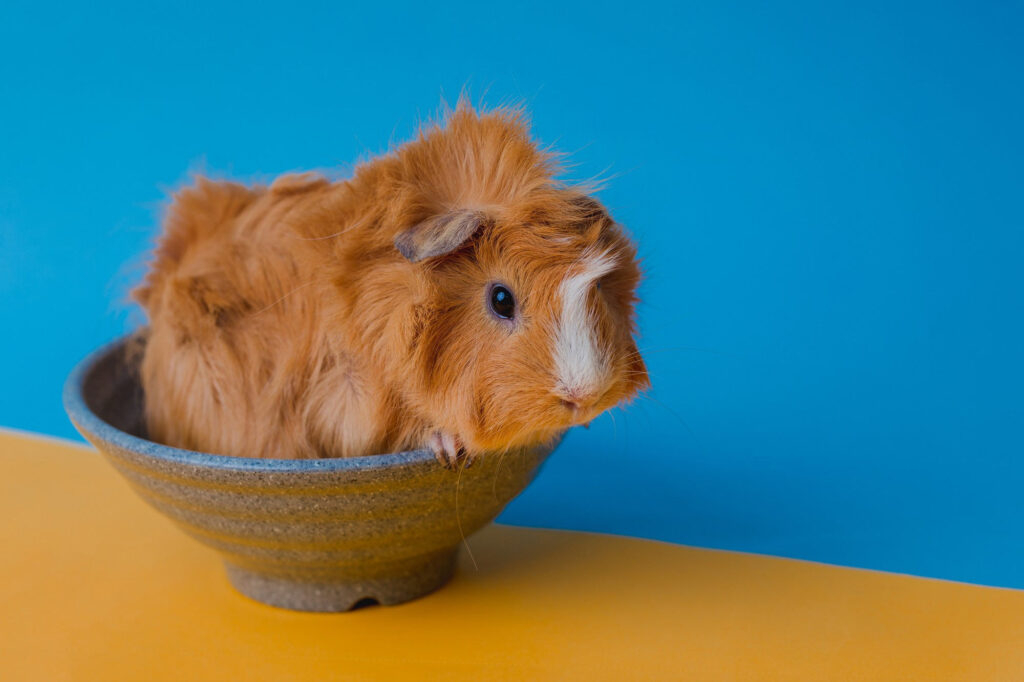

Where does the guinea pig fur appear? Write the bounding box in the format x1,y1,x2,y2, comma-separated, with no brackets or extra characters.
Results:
133,104,650,466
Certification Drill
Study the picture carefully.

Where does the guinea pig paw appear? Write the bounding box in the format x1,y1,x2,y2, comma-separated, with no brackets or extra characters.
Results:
427,430,468,470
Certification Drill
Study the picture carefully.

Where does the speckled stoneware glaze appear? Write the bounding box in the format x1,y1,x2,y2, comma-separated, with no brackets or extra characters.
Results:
64,335,559,612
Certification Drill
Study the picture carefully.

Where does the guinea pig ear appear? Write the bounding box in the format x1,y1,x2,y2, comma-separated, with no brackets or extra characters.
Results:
393,209,487,263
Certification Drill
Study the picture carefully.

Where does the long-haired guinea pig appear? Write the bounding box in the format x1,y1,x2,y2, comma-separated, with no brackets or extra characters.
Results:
133,104,649,467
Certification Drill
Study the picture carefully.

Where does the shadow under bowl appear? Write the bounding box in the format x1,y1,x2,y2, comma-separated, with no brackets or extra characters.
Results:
63,335,559,612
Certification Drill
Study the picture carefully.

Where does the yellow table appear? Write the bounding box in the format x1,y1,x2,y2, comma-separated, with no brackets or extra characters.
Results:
2,430,1023,680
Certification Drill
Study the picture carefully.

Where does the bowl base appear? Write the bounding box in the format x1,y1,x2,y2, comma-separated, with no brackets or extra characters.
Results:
224,551,458,612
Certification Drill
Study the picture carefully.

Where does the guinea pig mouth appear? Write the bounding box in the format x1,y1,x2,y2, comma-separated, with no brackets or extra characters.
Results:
559,399,600,426
559,398,582,412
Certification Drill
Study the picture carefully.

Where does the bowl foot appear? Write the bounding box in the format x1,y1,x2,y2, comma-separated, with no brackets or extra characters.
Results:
224,551,458,612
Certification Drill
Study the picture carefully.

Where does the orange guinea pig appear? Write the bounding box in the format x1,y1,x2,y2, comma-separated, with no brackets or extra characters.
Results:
133,104,649,467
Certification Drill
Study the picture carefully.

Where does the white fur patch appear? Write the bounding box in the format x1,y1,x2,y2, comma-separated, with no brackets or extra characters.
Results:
554,250,617,400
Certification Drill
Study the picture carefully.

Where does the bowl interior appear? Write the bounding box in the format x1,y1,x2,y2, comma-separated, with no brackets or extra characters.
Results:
78,336,150,440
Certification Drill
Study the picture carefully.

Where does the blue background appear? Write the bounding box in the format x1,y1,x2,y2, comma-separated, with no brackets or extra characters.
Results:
2,1,1022,588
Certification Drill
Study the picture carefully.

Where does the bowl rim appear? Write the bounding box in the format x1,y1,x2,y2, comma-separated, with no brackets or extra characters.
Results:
63,334,442,472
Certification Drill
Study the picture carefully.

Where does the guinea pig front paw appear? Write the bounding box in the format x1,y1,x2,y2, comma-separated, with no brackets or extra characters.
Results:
426,430,475,470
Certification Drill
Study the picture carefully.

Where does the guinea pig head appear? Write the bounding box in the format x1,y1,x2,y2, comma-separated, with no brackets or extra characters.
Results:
394,193,649,453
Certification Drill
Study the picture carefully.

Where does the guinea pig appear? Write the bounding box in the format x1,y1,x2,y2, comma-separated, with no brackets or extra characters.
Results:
133,104,649,467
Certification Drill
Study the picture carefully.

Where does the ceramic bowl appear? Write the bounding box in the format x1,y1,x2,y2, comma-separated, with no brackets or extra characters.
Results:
63,335,558,612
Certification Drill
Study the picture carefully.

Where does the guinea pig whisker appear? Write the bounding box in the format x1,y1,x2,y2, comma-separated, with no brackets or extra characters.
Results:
455,457,479,572
638,393,701,449
294,216,368,241
251,281,316,317
632,345,733,357
606,408,619,443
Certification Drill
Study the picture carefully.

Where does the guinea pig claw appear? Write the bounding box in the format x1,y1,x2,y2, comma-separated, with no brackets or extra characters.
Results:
428,431,466,470
427,433,452,468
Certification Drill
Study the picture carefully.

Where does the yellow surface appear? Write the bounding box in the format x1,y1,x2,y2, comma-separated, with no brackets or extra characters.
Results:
2,431,1024,681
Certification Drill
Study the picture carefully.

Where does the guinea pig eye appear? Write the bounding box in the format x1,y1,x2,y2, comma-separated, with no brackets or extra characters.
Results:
489,284,516,320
